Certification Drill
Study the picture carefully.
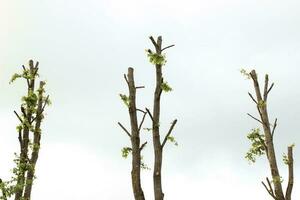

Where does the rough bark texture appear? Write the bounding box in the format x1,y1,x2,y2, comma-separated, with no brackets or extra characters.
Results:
148,36,177,200
23,81,46,199
249,70,294,200
285,146,294,200
119,68,146,200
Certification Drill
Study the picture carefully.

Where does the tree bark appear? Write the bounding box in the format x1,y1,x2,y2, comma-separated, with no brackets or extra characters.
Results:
150,36,165,200
23,81,46,200
249,70,285,200
127,68,146,200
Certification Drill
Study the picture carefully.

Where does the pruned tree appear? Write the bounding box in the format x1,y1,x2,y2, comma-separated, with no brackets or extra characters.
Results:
0,60,50,200
243,69,294,200
145,36,177,200
118,68,147,200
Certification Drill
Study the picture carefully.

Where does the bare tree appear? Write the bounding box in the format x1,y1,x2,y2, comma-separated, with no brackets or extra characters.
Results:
0,60,50,200
243,69,294,200
118,68,147,200
146,36,177,200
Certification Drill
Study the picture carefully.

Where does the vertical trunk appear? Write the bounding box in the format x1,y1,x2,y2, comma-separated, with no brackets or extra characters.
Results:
23,81,45,200
285,146,294,200
151,36,164,200
127,68,145,200
250,70,285,200
15,62,36,200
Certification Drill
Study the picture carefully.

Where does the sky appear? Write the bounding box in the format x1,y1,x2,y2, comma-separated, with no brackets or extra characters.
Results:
0,0,300,199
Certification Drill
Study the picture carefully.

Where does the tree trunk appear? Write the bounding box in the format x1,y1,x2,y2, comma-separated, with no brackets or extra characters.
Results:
127,68,146,200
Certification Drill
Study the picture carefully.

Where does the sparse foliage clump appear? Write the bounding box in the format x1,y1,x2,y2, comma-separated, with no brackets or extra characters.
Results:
245,128,265,163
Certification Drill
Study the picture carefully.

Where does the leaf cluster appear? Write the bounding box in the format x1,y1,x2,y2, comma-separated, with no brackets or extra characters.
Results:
245,128,266,163
119,94,130,108
146,51,167,66
161,82,172,92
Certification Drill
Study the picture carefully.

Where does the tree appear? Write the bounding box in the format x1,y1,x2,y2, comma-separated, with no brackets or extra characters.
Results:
118,68,147,200
118,36,178,200
0,60,50,200
243,69,294,200
146,36,177,200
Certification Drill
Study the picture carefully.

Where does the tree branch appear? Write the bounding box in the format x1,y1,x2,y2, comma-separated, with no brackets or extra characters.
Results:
248,92,258,104
136,86,145,89
14,111,23,123
31,95,49,123
267,83,274,96
161,119,178,148
118,122,131,138
247,113,263,124
149,36,158,49
139,141,147,151
161,44,175,52
262,177,277,200
138,112,147,132
263,74,269,101
124,74,129,86
271,118,277,138
145,108,154,122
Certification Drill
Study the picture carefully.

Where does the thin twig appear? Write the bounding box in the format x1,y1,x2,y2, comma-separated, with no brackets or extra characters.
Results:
137,109,146,114
248,92,258,104
14,111,23,123
162,119,178,148
263,74,269,101
118,122,131,137
161,44,175,52
247,113,263,124
267,83,274,96
138,112,147,132
136,86,145,89
262,180,277,200
271,118,277,138
139,141,147,151
124,74,129,86
145,108,154,122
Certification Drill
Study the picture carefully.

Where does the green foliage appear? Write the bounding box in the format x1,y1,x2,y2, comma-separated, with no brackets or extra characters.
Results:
9,67,39,84
240,68,251,79
245,128,266,163
9,73,22,84
119,94,130,107
272,176,283,184
167,136,178,146
161,82,172,92
146,51,167,66
257,100,266,109
143,127,152,131
283,153,289,165
121,147,132,158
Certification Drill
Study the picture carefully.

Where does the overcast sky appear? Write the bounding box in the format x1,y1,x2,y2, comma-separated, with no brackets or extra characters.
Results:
1,0,300,199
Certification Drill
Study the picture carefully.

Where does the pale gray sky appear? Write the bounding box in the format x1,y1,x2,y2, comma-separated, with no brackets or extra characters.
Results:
0,0,300,199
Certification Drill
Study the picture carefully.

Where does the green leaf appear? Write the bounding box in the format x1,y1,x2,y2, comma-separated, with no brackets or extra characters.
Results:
167,136,178,146
121,147,132,158
146,52,167,66
161,82,172,92
119,94,130,107
9,73,22,84
245,128,265,163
